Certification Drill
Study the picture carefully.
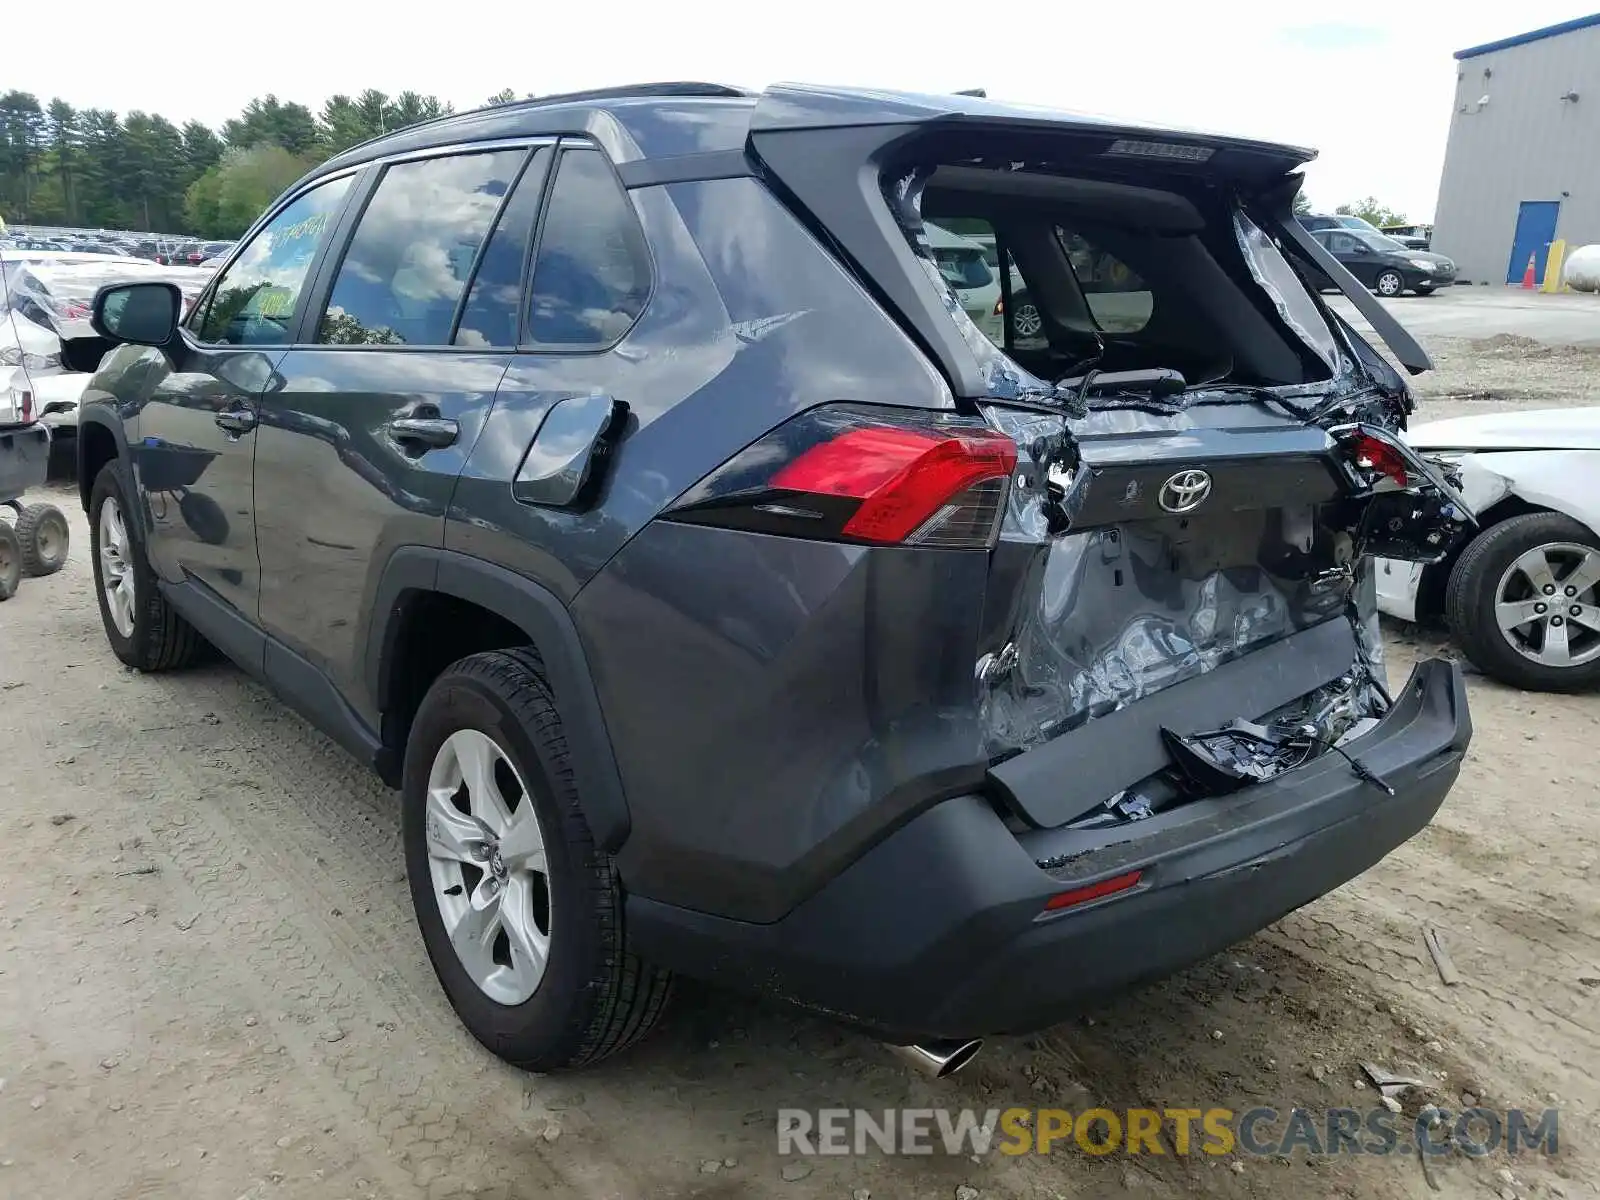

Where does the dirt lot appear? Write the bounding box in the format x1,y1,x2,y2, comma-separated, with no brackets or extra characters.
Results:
1,331,1597,1200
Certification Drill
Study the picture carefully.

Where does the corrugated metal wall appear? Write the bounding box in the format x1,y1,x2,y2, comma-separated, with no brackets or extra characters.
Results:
1432,24,1600,284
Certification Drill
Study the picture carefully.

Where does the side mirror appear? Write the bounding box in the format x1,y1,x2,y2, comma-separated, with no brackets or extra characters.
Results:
91,281,180,347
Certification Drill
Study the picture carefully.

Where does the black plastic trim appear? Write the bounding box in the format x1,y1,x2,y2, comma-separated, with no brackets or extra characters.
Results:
74,407,131,512
627,658,1469,1041
263,639,385,767
156,575,267,677
157,575,388,772
367,547,630,851
989,617,1358,827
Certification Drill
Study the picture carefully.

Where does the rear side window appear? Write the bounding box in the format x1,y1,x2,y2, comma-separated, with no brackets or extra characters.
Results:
317,149,527,347
524,148,651,349
191,175,351,346
1055,228,1152,333
453,147,552,348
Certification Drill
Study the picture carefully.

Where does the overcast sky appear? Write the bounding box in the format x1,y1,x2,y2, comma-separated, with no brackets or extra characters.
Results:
14,3,1596,221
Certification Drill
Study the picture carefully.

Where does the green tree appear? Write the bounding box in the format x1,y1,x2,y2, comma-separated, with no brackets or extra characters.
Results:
45,99,79,223
1293,189,1312,216
185,144,313,238
1335,197,1407,229
0,90,46,217
223,95,318,155
486,88,519,106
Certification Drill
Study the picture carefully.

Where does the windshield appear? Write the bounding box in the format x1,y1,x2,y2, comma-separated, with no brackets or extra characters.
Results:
1336,216,1380,232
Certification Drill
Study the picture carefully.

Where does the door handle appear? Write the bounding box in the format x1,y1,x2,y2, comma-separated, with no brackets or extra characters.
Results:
388,417,459,450
214,407,256,435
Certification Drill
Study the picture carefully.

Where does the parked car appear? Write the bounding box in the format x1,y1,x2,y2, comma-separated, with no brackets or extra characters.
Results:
1304,228,1456,296
1377,407,1600,691
74,82,1472,1075
1299,213,1386,237
1382,223,1433,251
926,222,1002,342
1,258,211,443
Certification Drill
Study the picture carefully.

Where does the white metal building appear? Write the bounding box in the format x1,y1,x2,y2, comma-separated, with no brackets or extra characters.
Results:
1431,13,1600,285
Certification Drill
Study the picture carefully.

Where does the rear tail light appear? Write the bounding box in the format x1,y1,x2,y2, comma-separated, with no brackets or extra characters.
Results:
1341,428,1409,490
992,298,1004,316
666,404,1018,550
4,386,34,424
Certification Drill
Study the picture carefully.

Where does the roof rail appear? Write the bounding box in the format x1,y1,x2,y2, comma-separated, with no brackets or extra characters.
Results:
509,82,753,106
327,82,754,162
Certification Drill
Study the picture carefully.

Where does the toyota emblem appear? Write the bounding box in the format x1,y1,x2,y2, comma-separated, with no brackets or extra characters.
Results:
1158,469,1212,513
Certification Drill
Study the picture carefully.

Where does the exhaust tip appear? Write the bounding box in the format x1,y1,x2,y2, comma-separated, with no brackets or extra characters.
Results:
888,1038,983,1079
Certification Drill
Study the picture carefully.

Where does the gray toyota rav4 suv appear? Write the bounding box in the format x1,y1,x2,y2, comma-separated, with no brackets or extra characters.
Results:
74,83,1473,1074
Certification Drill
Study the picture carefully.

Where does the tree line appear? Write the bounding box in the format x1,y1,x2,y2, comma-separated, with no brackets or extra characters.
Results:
0,89,536,240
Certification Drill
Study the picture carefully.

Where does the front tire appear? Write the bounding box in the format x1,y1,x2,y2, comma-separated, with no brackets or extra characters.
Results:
1375,270,1405,297
402,647,672,1070
88,463,208,671
1446,512,1600,692
1413,285,1436,296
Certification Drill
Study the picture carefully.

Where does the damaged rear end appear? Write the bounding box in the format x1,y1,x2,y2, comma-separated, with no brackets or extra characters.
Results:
622,88,1475,1043
751,86,1471,826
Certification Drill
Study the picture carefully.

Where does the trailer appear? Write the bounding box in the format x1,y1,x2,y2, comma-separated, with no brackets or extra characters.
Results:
0,420,69,600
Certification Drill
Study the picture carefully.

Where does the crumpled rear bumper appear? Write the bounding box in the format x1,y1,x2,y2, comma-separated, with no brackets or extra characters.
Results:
627,658,1470,1040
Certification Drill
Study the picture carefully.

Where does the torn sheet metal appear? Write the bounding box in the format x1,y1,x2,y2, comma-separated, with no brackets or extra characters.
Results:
1233,209,1344,376
977,402,1395,762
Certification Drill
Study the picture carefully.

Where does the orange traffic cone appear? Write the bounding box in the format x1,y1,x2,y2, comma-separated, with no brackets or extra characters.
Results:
1521,252,1538,289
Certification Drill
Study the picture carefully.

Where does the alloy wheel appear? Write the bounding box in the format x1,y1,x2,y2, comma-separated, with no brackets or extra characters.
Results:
424,729,553,1005
99,496,136,638
1376,272,1403,297
1493,541,1600,669
1011,302,1043,338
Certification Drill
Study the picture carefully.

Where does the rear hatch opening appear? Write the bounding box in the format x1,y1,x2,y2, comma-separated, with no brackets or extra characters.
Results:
748,91,1470,831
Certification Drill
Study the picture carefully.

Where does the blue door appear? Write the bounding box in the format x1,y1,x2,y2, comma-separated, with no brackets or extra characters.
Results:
1506,200,1561,284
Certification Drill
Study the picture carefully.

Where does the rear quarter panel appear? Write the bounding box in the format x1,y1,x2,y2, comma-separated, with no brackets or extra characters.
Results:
446,175,952,603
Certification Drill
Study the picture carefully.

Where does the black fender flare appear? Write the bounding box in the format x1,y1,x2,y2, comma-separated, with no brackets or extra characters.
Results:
366,547,630,852
75,404,134,512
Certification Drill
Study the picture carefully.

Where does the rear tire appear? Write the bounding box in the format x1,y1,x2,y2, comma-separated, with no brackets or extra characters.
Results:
1446,512,1600,692
16,503,70,576
0,523,20,601
403,647,672,1070
89,463,209,672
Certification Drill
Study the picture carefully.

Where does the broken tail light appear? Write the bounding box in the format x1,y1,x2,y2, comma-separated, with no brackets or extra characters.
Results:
666,404,1018,549
1340,428,1410,490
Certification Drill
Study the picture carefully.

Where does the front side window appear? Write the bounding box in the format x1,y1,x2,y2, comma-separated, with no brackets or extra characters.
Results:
525,148,651,349
317,149,527,347
192,176,351,346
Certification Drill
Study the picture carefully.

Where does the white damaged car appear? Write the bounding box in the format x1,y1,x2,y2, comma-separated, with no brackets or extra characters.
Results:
1377,407,1600,691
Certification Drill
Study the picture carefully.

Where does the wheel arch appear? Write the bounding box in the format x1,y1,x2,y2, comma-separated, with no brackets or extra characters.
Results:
367,547,630,852
1416,492,1561,622
76,408,127,514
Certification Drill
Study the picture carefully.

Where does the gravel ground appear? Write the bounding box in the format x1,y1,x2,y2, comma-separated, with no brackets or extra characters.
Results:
0,333,1596,1200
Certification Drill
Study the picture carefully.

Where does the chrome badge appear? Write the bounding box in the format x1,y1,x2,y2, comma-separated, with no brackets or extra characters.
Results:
1158,469,1212,514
